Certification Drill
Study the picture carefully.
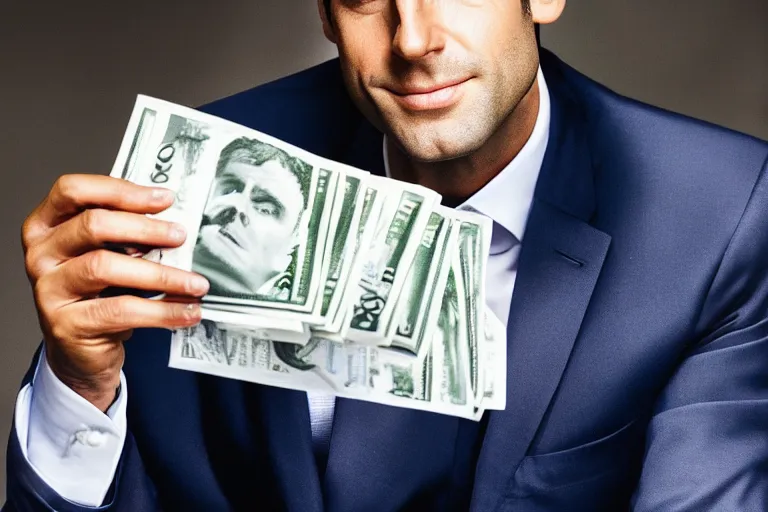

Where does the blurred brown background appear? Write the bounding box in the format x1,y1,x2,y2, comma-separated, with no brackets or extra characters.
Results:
0,0,766,500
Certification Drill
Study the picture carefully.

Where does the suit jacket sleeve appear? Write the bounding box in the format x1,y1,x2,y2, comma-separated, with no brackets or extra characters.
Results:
632,154,768,511
3,347,160,512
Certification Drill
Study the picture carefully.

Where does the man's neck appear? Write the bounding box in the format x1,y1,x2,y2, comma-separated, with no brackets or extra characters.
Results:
386,77,540,206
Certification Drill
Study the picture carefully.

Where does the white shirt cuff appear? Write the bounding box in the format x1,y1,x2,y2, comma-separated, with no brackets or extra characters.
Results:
14,347,128,507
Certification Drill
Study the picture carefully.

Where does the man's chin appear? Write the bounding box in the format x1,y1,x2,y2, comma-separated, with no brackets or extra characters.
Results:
197,265,264,297
193,244,239,289
195,235,245,266
388,123,487,163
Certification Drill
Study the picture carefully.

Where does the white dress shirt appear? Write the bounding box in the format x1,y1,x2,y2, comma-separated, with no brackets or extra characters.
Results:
14,67,550,507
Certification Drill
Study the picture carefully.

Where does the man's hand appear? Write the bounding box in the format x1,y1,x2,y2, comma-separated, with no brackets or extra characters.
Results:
22,174,210,412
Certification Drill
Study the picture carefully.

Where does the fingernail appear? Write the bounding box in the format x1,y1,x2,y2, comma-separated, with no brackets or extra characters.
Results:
188,276,209,296
169,224,186,242
151,188,175,203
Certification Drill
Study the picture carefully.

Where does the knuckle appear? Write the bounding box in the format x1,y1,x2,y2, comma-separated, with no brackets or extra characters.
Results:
156,266,174,289
52,174,79,205
21,210,49,250
81,208,108,241
82,249,112,284
95,297,128,326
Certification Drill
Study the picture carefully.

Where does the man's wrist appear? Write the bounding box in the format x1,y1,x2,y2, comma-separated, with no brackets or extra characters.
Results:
44,347,122,413
60,379,120,414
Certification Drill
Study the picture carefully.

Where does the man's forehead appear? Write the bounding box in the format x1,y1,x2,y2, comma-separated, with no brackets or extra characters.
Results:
222,159,295,180
220,160,303,202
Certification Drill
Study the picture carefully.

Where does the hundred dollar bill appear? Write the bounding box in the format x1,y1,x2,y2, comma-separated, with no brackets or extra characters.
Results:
429,252,474,417
170,320,368,394
198,306,310,345
388,208,454,358
110,95,506,419
110,105,219,271
195,147,330,314
324,183,384,334
199,167,342,333
109,96,342,317
366,251,475,419
313,166,370,323
452,210,492,403
347,180,439,344
172,320,481,419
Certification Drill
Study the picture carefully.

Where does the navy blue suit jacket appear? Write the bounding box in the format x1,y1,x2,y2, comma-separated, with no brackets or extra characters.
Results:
6,49,768,511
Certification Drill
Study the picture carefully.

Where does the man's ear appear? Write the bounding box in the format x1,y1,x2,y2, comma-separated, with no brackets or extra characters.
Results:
317,0,337,43
530,0,566,25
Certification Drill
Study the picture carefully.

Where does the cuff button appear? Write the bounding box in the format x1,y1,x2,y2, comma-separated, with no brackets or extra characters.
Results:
85,430,107,447
74,429,108,448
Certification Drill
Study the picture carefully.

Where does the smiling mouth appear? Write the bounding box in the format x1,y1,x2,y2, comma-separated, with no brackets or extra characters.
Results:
388,78,471,111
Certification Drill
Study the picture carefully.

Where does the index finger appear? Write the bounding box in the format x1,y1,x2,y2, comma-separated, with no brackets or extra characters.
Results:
37,174,175,228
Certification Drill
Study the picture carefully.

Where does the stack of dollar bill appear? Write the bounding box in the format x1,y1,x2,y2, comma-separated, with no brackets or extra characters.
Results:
109,95,507,420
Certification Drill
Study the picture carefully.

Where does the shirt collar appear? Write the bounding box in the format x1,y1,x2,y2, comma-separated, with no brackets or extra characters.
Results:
383,66,551,248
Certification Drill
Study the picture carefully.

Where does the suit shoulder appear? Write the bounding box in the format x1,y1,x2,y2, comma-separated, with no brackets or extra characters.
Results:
563,61,768,181
544,50,768,242
547,55,768,208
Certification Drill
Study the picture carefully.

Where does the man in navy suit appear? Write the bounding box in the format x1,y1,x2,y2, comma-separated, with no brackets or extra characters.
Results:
6,0,768,510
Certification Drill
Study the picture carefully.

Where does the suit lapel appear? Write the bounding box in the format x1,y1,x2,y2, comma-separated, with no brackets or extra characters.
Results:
470,200,611,510
471,51,612,510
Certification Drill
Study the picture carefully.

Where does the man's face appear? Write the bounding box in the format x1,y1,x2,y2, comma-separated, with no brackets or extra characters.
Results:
329,0,540,162
193,159,304,295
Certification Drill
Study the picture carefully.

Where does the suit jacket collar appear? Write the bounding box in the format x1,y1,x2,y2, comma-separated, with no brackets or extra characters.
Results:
533,49,598,222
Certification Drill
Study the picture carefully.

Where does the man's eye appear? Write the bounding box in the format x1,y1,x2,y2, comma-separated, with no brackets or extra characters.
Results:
218,180,243,195
253,201,279,218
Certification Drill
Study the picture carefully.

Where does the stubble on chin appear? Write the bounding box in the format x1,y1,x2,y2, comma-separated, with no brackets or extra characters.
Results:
386,98,497,163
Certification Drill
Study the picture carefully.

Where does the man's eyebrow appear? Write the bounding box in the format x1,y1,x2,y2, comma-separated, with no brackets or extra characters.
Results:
217,170,244,182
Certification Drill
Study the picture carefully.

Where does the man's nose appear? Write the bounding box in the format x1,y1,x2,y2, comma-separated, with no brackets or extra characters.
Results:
210,207,249,227
392,0,445,61
210,206,237,226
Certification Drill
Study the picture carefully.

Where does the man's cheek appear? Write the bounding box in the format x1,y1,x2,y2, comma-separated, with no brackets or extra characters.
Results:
258,218,285,236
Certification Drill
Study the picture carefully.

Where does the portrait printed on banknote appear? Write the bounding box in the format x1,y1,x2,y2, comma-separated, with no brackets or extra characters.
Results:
191,137,313,301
